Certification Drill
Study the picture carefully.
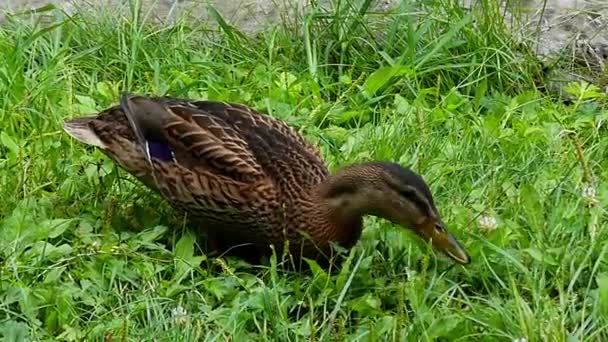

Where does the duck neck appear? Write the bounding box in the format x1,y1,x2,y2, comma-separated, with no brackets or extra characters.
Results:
309,197,364,250
307,172,376,250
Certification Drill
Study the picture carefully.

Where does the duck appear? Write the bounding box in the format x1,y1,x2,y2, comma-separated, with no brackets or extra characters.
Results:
63,93,471,268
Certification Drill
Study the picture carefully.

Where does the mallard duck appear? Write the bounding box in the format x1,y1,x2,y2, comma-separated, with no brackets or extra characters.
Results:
63,94,470,267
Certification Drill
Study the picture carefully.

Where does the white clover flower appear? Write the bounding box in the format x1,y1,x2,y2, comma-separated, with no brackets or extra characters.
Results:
478,215,498,232
581,184,598,205
171,305,189,325
405,267,418,279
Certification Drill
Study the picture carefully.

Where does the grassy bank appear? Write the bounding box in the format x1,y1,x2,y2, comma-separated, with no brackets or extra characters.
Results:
0,1,607,340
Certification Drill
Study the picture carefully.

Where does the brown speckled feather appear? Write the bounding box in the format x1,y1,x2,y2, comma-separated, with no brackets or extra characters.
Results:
64,95,336,259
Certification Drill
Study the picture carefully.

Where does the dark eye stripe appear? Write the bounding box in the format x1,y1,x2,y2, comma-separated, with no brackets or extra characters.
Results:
434,223,446,233
398,186,434,216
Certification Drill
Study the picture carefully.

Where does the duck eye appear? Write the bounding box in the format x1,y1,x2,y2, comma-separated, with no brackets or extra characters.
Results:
434,223,446,234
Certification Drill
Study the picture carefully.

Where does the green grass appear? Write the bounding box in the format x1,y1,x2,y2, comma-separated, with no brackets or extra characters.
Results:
1,0,607,340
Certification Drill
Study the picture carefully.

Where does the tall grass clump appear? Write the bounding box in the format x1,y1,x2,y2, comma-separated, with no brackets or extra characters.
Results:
0,0,607,340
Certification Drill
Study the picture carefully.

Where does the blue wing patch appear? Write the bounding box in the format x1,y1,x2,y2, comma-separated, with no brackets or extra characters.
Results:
146,140,175,162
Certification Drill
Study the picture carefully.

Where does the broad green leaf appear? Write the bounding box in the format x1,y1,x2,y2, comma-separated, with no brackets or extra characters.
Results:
394,94,410,114
137,225,168,244
303,257,331,292
175,232,195,260
173,232,204,281
564,81,604,100
428,315,463,338
44,267,65,283
39,218,74,239
48,244,73,260
363,65,409,96
96,80,118,100
0,132,20,155
74,94,97,113
597,273,608,317
524,247,558,266
350,293,381,316
0,320,29,342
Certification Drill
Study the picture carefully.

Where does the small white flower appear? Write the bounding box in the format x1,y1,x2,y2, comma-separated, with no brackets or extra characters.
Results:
405,267,418,279
512,338,527,342
171,305,189,325
478,215,498,232
581,184,598,205
86,240,101,253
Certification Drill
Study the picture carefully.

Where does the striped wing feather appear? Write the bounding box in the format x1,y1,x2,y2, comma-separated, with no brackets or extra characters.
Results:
161,99,330,195
75,96,330,245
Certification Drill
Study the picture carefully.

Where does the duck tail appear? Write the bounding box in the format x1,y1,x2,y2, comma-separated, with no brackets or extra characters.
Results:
63,116,107,149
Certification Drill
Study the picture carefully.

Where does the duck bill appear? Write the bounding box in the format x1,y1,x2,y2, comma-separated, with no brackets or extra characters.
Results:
441,233,471,265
